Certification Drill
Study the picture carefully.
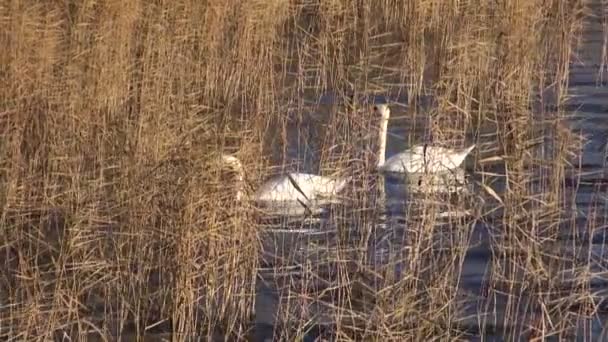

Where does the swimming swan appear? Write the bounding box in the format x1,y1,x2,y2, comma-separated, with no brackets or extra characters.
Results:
373,104,476,174
221,155,350,203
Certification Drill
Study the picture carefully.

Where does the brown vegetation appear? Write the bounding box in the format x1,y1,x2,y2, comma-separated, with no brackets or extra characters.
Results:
0,0,601,341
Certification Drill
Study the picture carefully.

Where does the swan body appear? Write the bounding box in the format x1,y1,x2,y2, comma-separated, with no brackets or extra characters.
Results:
254,173,349,203
380,144,476,174
221,155,349,203
372,104,475,174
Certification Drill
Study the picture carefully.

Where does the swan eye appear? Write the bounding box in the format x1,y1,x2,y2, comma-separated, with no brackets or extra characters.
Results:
373,106,378,111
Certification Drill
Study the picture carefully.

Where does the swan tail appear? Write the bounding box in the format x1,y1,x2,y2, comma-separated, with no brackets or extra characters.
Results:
315,176,351,199
463,144,476,155
449,144,476,168
334,176,352,193
457,144,476,160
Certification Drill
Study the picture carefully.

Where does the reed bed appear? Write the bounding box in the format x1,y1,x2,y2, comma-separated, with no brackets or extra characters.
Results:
0,0,601,340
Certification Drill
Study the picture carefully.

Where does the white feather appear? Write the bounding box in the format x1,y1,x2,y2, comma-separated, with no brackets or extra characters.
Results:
373,104,475,174
221,155,349,203
253,173,349,202
380,144,476,173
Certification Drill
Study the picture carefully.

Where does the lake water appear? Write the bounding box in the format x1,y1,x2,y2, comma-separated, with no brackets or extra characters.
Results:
252,6,608,342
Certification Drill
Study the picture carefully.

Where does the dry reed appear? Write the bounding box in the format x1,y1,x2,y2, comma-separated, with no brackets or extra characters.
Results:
0,0,601,341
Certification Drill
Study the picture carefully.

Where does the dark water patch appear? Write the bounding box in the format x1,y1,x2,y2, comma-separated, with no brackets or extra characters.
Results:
555,102,608,114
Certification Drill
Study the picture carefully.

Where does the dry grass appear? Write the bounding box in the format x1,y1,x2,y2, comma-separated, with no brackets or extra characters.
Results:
0,0,601,340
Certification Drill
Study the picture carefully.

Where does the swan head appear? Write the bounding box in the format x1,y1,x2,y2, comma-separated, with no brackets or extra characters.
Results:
220,154,245,201
372,104,391,120
220,154,243,171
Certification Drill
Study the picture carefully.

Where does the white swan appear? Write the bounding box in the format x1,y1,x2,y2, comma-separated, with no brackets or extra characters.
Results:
221,155,350,204
373,104,476,174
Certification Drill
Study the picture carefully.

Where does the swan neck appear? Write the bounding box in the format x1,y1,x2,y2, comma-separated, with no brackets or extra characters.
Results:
377,117,388,168
227,158,245,201
235,165,245,202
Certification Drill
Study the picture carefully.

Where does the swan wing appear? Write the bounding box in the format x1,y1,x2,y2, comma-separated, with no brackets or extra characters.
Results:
423,145,473,172
381,148,424,173
288,173,347,197
254,173,346,202
381,144,474,173
254,174,309,202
